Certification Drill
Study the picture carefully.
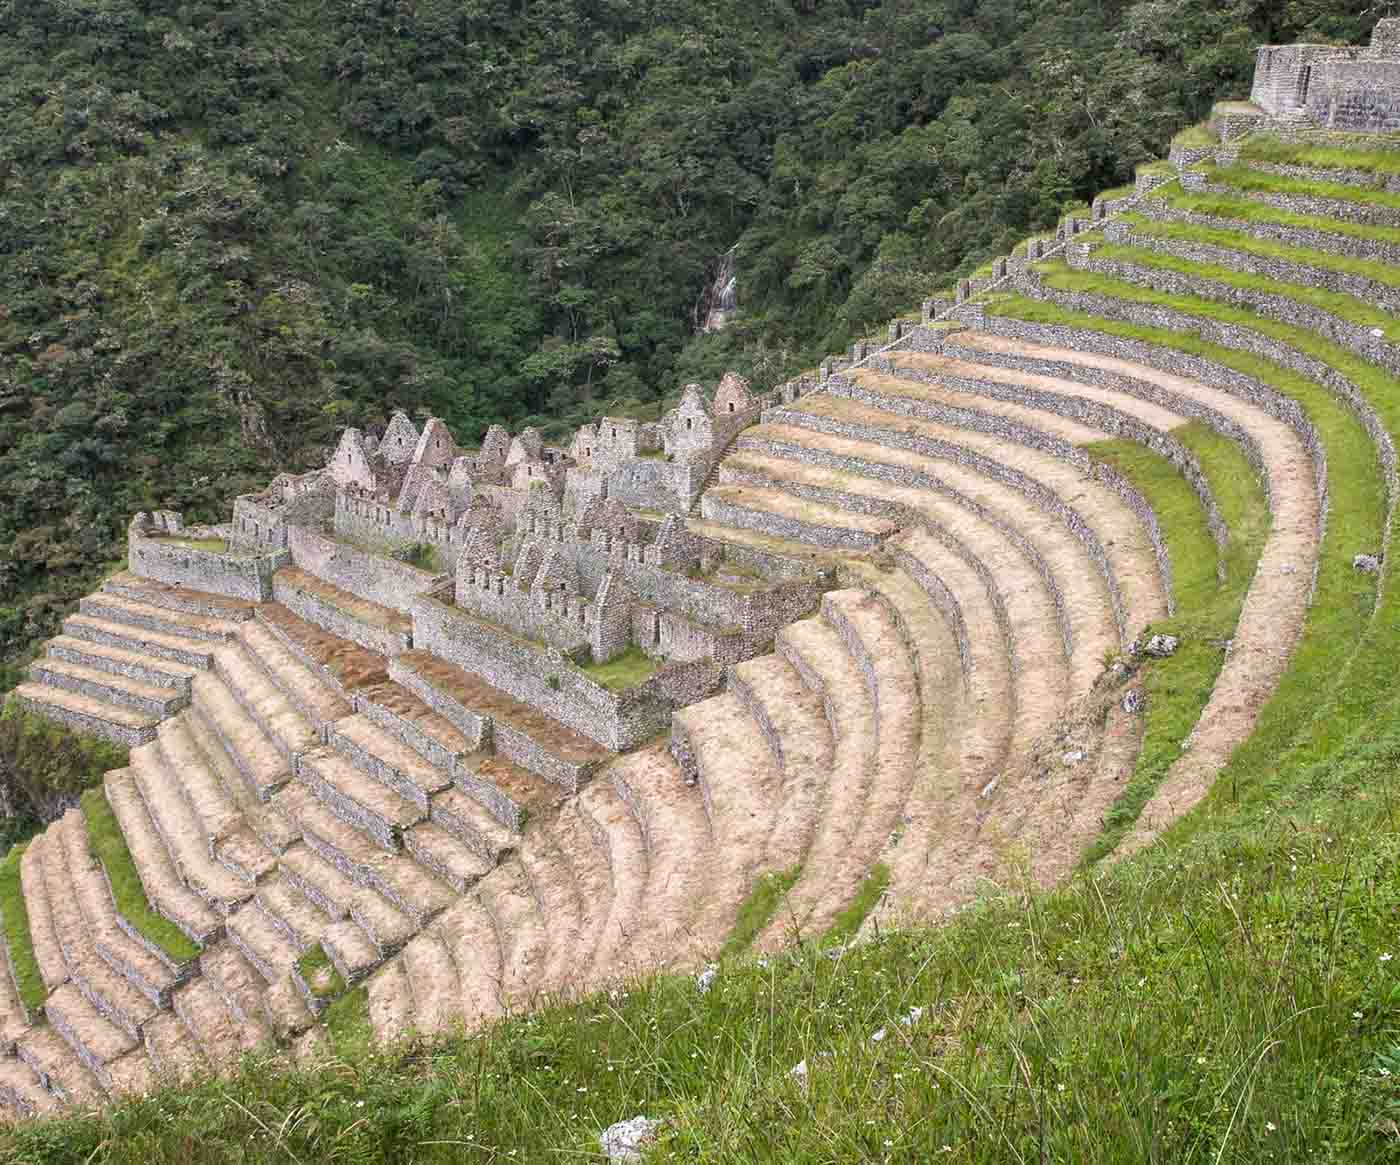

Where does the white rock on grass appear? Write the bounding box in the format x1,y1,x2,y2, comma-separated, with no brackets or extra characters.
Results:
600,1116,663,1162
695,964,718,995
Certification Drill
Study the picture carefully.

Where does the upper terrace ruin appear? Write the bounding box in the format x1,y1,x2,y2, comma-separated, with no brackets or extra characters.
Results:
1251,17,1400,131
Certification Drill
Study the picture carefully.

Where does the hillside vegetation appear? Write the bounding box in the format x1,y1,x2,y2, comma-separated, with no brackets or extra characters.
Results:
0,0,1373,684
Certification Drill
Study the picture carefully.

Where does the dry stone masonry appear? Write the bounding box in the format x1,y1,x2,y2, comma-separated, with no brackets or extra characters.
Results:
0,23,1394,1117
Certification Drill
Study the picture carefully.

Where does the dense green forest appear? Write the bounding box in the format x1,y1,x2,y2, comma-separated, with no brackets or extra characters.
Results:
0,0,1378,683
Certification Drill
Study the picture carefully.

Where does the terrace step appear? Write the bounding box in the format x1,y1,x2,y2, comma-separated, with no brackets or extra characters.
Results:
516,827,585,996
476,860,548,1010
545,798,613,988
15,1024,103,1107
434,894,505,1025
60,614,217,670
199,945,276,1048
57,807,184,1000
211,642,320,764
8,683,158,748
353,679,472,775
227,900,301,982
0,1056,58,1117
28,657,187,719
40,815,158,1041
404,821,494,893
19,836,69,993
577,776,649,984
45,635,200,691
255,873,332,955
367,960,415,1044
191,672,292,803
297,746,427,851
78,593,241,643
273,566,413,657
0,939,31,1052
428,786,518,865
321,918,383,983
104,769,223,947
238,618,352,730
142,1008,208,1085
728,654,832,872
699,483,898,550
283,793,456,927
254,602,389,700
402,930,462,1036
329,713,453,811
278,844,415,956
102,571,257,622
389,651,609,794
128,741,256,911
42,981,137,1090
173,973,260,1069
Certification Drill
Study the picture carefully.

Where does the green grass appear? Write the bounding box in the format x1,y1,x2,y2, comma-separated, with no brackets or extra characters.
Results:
1240,133,1400,176
1122,212,1400,291
1171,122,1217,148
0,842,45,1016
322,985,372,1053
1156,180,1400,247
1089,242,1400,342
1206,162,1400,209
721,866,801,958
994,274,1387,823
296,943,347,1005
150,536,229,553
80,788,201,964
578,645,661,692
1079,423,1268,862
823,861,889,945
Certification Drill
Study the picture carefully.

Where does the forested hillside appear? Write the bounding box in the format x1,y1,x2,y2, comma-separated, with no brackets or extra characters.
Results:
0,0,1374,683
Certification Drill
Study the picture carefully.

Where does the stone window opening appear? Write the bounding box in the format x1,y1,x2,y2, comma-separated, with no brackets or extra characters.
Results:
686,417,693,430
727,401,735,413
611,426,617,438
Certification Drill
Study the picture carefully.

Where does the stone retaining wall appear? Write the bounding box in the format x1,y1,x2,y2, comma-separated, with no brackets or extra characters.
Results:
287,526,445,616
698,492,889,553
129,531,285,604
1193,179,1400,228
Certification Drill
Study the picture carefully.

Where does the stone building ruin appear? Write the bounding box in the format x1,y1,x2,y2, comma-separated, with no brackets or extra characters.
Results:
1251,17,1400,131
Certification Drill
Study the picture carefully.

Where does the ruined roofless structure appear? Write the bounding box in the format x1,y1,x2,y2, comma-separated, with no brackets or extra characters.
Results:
4,18,1400,1114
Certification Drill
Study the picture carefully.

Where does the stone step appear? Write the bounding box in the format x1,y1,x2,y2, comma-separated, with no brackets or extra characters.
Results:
142,1007,209,1085
404,821,493,893
254,603,389,702
103,570,257,622
402,930,463,1036
683,517,853,567
699,482,898,551
45,634,199,691
8,682,159,748
367,960,415,1044
673,692,781,850
434,895,504,1025
40,817,159,1041
728,654,833,782
102,769,223,946
255,874,331,955
238,618,352,730
19,836,68,993
181,711,302,859
61,613,217,670
329,713,453,811
388,651,610,795
0,1055,58,1117
285,794,455,927
56,807,184,999
297,746,426,851
156,717,276,883
78,593,240,643
321,919,383,984
28,657,188,719
191,672,292,802
227,901,301,983
516,828,584,996
428,786,518,864
211,642,320,765
273,566,413,657
452,753,542,833
129,742,256,911
16,1024,103,1107
577,778,649,984
173,974,260,1068
43,981,137,1090
546,799,613,986
198,945,276,1048
0,935,31,1052
276,843,414,956
353,679,471,777
476,861,548,1009
728,654,833,873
